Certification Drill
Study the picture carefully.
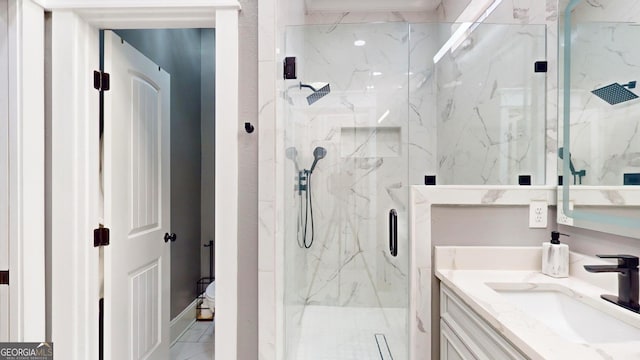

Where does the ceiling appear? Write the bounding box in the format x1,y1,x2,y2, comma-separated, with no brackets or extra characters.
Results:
304,0,443,13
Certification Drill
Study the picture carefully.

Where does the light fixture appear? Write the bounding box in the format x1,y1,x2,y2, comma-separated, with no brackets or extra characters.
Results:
372,71,382,76
377,109,390,124
432,0,504,64
432,23,472,64
354,40,366,47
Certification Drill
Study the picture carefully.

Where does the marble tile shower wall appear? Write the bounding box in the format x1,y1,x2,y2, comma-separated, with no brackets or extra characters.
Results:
261,2,560,359
283,23,410,310
408,23,439,186
562,4,640,185
410,23,547,185
282,20,547,307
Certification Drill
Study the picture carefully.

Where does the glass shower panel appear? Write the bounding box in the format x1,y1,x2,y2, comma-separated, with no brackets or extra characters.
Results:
283,23,410,360
409,23,547,185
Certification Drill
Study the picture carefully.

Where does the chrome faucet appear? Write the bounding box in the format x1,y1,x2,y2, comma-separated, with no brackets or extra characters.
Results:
584,255,639,313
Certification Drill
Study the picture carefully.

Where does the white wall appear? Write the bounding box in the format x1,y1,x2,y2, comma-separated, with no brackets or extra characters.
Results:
237,0,259,358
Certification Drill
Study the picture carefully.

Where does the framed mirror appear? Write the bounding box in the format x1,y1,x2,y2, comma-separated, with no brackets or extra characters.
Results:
560,0,640,238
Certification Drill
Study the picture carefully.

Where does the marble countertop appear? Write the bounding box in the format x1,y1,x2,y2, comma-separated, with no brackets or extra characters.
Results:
434,246,640,360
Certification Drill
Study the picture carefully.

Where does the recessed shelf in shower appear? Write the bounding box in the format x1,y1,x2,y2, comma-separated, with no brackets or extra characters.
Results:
340,126,401,158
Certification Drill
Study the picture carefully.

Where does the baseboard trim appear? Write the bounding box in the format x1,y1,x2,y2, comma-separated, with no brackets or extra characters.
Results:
170,298,199,346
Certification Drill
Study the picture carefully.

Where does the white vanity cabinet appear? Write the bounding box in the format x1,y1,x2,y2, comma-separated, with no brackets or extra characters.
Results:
440,285,529,360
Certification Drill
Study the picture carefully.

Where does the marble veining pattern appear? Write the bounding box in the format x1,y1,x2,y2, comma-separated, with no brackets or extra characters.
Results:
562,3,640,185
435,246,640,360
408,20,547,185
410,186,556,360
284,22,410,308
261,1,560,360
283,22,410,358
431,23,547,185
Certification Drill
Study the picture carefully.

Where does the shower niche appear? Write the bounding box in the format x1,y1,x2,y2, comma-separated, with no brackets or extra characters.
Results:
340,127,402,158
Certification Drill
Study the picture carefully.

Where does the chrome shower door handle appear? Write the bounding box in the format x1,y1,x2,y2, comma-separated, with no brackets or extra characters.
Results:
389,209,398,257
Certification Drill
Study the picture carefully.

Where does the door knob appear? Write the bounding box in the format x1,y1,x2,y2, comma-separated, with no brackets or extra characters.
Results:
164,233,177,243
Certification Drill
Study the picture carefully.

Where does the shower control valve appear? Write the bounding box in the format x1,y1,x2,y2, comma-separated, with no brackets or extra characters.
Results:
296,170,308,195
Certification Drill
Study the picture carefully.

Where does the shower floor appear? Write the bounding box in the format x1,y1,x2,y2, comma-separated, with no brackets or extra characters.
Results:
292,305,407,360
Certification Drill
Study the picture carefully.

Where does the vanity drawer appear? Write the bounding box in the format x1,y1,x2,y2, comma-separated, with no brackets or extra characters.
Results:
440,285,528,360
441,319,478,360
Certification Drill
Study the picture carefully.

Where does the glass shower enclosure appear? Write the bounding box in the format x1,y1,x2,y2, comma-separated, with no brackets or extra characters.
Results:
283,22,410,360
281,21,546,360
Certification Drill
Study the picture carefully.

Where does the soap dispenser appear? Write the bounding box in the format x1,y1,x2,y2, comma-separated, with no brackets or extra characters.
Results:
542,231,569,278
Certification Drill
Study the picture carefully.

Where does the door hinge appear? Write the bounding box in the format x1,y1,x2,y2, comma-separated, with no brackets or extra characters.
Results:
94,225,110,247
93,70,110,91
0,270,8,285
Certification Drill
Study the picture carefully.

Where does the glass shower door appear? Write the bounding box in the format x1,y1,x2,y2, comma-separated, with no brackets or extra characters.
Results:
282,22,410,360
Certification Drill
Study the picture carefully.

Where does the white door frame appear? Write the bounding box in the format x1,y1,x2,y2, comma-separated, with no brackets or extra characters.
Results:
0,0,8,341
6,0,46,342
37,0,241,359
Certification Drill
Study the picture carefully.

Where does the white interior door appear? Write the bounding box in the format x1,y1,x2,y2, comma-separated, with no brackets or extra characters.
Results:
0,0,8,342
103,30,171,360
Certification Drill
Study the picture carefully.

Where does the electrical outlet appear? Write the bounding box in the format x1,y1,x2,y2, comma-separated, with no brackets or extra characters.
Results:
557,201,574,226
529,200,548,228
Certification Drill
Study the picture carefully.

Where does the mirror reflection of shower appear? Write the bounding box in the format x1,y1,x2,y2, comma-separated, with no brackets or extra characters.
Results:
558,147,586,184
591,81,638,105
286,146,327,248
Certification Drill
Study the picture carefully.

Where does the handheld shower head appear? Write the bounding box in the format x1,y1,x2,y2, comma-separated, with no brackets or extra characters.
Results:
300,82,331,105
313,146,327,159
308,146,327,174
285,147,300,171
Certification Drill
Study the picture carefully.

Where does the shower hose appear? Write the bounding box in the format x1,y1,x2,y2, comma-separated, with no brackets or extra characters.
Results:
299,169,315,249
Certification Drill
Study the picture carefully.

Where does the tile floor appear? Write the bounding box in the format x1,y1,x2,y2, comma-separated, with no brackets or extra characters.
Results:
170,321,215,360
292,306,406,360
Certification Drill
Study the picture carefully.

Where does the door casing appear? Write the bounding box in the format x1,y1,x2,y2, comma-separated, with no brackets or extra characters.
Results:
5,0,46,343
41,1,241,359
0,0,9,341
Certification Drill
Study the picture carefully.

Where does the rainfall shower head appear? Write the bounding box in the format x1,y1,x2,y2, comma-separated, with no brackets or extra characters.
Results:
591,81,639,105
308,146,327,174
300,82,331,105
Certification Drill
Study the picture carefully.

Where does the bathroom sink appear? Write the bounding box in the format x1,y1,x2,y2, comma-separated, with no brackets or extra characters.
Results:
488,284,640,343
